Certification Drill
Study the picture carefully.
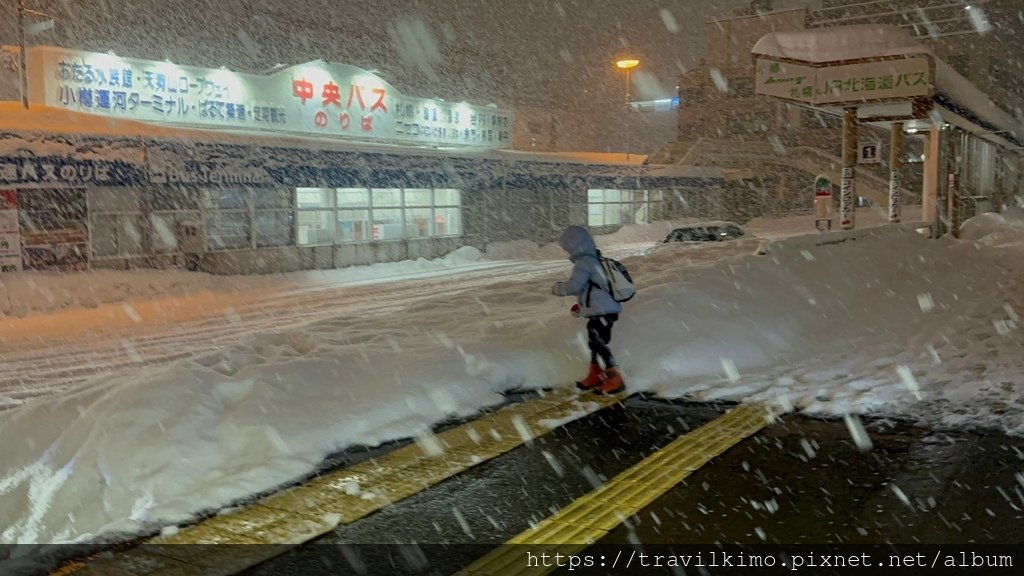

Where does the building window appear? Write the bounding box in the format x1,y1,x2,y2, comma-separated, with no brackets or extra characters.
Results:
88,188,143,258
254,189,294,247
434,188,461,237
337,188,371,242
296,187,462,244
297,188,335,245
150,186,201,254
587,189,662,227
370,188,403,241
403,188,433,238
203,189,250,250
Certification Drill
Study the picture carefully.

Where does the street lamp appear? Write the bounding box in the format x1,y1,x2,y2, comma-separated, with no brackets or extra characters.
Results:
16,0,54,109
615,58,640,161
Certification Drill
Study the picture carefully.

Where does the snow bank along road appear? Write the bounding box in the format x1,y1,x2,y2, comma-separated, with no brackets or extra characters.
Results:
0,236,747,406
0,258,571,405
5,209,1024,549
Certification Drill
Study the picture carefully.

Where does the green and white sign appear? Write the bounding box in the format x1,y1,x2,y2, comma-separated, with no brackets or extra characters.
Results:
755,56,932,106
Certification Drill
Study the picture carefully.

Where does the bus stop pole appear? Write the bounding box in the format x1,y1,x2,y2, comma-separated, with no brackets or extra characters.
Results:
921,125,941,236
841,108,858,230
889,122,903,223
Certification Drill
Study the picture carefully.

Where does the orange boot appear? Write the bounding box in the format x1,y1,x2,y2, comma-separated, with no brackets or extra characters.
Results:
575,363,604,390
595,367,625,395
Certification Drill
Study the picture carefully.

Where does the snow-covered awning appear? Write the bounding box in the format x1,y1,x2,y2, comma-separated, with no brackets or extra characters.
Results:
751,24,931,63
752,25,1024,149
0,103,724,190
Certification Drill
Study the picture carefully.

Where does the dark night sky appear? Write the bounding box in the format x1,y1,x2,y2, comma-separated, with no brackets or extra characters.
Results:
2,0,766,110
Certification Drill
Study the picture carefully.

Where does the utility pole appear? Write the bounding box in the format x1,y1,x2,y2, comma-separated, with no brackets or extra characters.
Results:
18,0,28,109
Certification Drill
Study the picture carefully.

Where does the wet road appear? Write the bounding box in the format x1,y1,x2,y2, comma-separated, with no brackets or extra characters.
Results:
242,397,1024,575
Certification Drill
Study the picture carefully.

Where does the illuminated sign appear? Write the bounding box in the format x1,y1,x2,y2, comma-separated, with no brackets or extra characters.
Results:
755,56,932,106
26,46,513,149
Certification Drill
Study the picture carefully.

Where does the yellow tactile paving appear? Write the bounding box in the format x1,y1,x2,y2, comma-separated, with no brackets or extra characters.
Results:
456,402,776,576
55,388,625,576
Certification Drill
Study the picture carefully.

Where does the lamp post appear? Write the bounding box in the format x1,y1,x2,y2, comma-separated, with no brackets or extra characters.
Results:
615,58,639,162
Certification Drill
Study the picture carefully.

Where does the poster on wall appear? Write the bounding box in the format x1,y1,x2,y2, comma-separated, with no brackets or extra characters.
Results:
0,190,22,273
18,189,89,272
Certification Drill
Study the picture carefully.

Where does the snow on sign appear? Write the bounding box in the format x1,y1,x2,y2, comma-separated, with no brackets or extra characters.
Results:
755,56,932,106
25,46,513,149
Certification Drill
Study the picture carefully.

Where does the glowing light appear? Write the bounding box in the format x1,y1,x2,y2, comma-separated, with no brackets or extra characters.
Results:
615,58,640,69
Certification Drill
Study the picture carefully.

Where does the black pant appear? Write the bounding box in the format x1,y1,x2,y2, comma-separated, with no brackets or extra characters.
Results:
587,314,618,368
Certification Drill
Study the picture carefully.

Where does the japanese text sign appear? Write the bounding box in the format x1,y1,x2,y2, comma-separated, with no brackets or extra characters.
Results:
28,46,512,149
755,56,932,107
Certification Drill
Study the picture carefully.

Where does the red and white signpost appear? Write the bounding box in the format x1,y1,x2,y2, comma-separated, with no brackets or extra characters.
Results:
813,175,833,232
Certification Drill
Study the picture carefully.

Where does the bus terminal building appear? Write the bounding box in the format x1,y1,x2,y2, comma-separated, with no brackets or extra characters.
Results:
0,46,724,275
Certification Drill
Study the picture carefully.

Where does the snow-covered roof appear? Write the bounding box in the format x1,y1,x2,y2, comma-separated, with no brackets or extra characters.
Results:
932,60,1024,147
752,25,1024,147
751,25,930,64
0,103,590,165
1,102,723,184
497,150,646,166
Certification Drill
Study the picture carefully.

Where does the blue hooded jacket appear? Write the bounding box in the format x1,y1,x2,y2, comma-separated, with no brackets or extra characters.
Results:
552,226,623,317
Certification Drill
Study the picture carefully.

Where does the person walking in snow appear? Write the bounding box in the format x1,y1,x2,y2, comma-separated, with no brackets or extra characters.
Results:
550,225,625,395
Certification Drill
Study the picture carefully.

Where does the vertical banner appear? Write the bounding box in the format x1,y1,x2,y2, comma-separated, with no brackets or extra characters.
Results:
0,190,21,273
841,108,858,230
840,167,855,229
889,173,902,223
889,123,904,224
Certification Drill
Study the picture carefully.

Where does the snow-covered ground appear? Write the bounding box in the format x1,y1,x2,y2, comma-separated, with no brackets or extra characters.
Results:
3,205,1022,548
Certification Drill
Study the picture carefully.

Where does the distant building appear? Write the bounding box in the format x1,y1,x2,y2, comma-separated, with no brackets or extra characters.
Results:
652,0,1022,219
0,45,724,274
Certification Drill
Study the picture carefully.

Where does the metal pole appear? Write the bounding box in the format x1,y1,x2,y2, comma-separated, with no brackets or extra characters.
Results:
948,129,961,238
625,68,631,162
922,125,940,233
889,122,903,223
840,107,858,229
18,0,29,109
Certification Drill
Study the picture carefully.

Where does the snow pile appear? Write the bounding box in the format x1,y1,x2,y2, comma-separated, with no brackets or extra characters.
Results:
484,239,564,261
0,270,272,318
744,205,923,240
484,220,720,261
3,217,1024,547
0,331,506,545
0,246,490,318
959,212,1024,248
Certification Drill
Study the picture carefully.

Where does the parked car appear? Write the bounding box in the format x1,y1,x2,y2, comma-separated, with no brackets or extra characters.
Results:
662,222,747,243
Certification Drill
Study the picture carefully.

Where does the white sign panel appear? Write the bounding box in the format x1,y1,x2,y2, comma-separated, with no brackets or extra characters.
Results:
0,190,21,273
858,141,882,164
0,210,17,234
29,46,513,149
754,59,816,101
756,56,932,106
815,57,931,105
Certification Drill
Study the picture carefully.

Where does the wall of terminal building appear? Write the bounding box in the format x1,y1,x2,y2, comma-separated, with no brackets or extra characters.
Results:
4,183,729,276
0,133,731,276
510,105,677,155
